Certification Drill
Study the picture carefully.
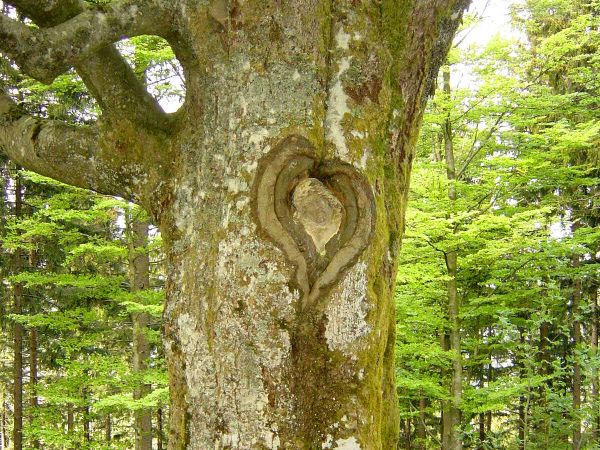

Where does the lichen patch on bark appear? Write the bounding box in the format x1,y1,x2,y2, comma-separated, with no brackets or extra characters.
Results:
334,436,362,449
324,261,371,353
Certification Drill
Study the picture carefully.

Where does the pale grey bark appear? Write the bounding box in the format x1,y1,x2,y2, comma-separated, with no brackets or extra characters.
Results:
0,91,174,209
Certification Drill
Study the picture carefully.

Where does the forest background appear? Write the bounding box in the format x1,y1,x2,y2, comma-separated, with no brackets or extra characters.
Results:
0,0,598,449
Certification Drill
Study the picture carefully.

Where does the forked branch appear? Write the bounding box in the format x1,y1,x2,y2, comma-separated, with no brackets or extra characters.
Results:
0,0,171,84
3,0,175,130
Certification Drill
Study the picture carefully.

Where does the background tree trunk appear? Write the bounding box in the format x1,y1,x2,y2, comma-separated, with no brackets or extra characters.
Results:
591,285,599,442
28,326,39,449
417,395,427,449
105,415,111,444
441,66,462,450
12,170,23,450
128,216,153,450
83,404,90,444
67,406,74,450
28,249,39,449
1,397,7,449
157,408,164,450
571,256,582,450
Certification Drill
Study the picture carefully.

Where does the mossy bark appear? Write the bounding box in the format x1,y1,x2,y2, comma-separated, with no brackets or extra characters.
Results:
0,0,468,448
157,3,427,448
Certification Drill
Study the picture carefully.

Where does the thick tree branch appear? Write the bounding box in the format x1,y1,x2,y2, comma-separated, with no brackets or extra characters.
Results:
5,0,175,131
0,90,147,200
1,0,169,83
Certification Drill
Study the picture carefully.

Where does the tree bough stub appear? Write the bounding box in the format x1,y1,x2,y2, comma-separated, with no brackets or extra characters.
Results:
253,134,375,317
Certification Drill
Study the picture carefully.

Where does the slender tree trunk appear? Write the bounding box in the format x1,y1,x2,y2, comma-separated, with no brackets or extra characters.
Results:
417,395,427,450
485,364,492,436
591,284,599,442
571,257,582,450
157,408,164,450
29,250,39,450
128,216,153,450
441,333,451,448
537,320,551,441
83,405,91,444
12,170,24,450
1,397,6,450
518,330,527,450
478,413,485,449
539,321,551,376
441,66,462,450
29,327,39,448
105,414,111,443
67,406,74,449
404,417,412,450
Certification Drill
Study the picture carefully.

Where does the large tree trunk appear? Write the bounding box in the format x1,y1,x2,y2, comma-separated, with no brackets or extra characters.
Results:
160,38,405,446
156,3,467,448
0,1,469,448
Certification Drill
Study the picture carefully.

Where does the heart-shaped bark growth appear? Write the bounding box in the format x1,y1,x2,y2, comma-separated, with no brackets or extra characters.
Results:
253,135,375,308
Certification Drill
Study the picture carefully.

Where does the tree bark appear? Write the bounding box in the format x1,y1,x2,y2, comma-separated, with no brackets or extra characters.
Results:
67,406,74,449
28,249,40,449
537,320,551,441
105,414,112,443
83,404,91,444
591,284,599,442
571,256,582,450
29,327,39,448
478,413,485,450
157,408,164,450
518,330,527,450
404,417,412,449
128,215,153,450
1,397,7,450
417,395,427,449
0,1,470,447
12,170,24,450
441,66,462,450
